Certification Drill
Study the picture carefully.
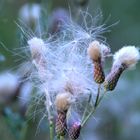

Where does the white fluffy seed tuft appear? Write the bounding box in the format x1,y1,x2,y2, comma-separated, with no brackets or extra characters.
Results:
87,40,110,61
27,37,46,57
113,46,140,68
87,41,101,61
55,92,72,111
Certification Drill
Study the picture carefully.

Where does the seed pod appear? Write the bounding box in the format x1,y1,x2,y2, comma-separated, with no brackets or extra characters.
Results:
87,41,105,84
94,60,105,84
104,46,140,91
55,92,72,112
55,111,67,136
69,122,81,140
55,92,72,136
104,64,126,91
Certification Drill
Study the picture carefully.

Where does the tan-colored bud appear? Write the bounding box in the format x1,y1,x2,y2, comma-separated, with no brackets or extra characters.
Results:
55,92,72,112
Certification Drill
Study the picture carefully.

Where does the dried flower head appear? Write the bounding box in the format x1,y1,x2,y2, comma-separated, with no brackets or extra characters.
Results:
55,93,72,137
88,40,110,61
104,46,140,91
56,111,67,136
27,37,46,59
88,41,101,61
113,46,140,68
69,121,81,140
87,40,109,83
55,92,72,112
27,37,48,81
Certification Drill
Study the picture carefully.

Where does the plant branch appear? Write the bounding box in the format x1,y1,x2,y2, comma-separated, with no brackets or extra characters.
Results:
49,116,54,140
81,93,92,122
81,85,106,127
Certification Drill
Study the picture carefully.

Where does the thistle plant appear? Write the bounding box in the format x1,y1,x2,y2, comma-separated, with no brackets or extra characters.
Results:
16,2,140,140
104,46,140,91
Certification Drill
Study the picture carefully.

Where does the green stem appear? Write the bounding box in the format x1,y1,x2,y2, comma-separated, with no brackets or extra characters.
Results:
94,84,101,107
81,106,96,127
81,85,106,127
81,93,92,122
20,122,28,140
56,135,60,140
60,136,64,140
49,117,54,140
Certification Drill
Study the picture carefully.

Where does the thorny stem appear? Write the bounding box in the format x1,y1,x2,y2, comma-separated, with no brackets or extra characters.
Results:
81,85,106,127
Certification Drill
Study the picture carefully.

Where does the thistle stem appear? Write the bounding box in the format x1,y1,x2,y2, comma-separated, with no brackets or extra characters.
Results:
60,136,64,140
94,84,101,107
81,93,92,122
81,106,96,127
49,117,54,140
57,135,60,140
81,85,105,127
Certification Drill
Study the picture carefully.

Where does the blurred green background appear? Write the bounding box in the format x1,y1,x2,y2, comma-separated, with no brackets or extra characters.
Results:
0,0,140,140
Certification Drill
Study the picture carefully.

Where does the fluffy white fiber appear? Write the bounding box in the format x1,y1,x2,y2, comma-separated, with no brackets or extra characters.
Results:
27,36,97,110
28,37,47,57
113,46,140,68
26,12,110,117
87,40,110,61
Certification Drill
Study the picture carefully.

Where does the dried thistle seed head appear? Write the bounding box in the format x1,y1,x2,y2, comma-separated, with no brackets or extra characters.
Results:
55,92,72,112
94,61,105,84
104,64,126,91
69,122,81,140
87,40,110,61
113,46,140,68
56,111,67,136
27,37,46,59
87,41,101,61
104,46,140,91
87,41,107,83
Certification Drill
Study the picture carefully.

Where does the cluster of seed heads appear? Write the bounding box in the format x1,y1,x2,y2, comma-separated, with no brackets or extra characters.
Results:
21,4,140,139
26,35,140,140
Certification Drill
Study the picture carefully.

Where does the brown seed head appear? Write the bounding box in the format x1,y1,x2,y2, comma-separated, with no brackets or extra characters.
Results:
55,92,72,112
87,41,101,61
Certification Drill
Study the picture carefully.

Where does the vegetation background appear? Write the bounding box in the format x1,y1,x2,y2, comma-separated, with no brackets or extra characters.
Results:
0,0,140,140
